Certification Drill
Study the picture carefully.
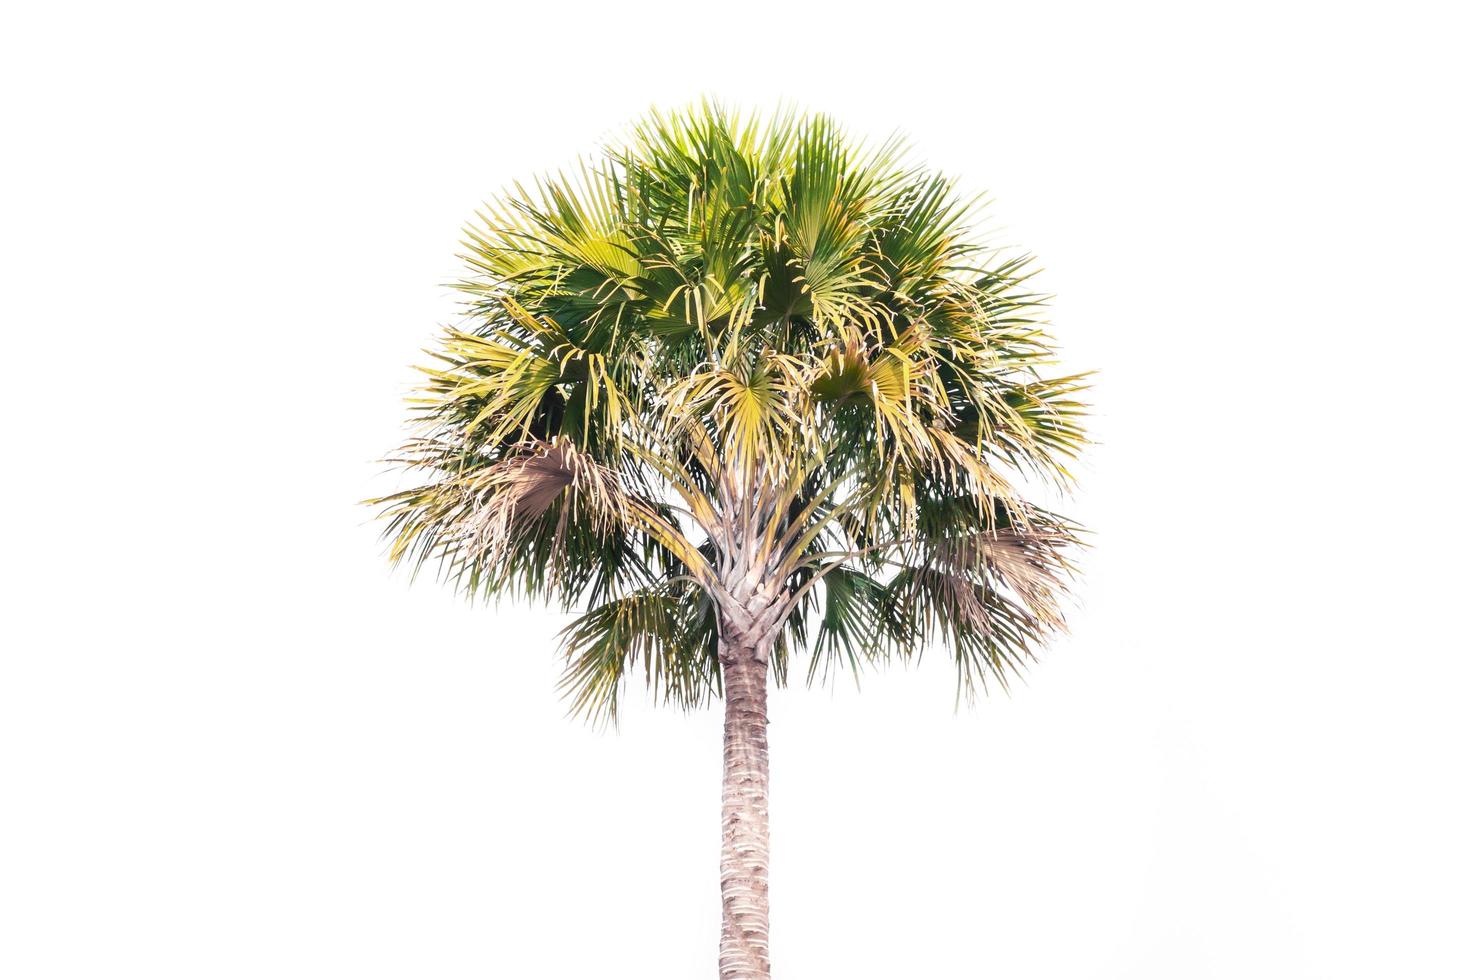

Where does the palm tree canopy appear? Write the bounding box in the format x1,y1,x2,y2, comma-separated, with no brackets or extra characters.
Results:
373,103,1090,721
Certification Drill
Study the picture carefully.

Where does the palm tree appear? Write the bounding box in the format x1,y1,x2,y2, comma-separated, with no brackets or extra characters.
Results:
371,102,1088,980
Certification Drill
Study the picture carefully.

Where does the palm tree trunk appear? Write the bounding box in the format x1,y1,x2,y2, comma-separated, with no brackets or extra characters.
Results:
718,633,771,980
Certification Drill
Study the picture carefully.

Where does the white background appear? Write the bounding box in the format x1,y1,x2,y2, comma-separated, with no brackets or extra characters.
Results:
3,2,1472,977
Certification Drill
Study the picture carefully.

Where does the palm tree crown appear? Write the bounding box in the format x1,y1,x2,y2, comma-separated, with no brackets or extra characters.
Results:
373,103,1089,722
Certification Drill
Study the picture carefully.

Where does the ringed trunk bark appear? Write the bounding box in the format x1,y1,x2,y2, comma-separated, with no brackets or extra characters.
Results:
719,634,771,980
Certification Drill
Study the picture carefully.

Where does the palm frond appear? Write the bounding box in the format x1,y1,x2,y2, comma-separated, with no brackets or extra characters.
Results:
557,584,719,723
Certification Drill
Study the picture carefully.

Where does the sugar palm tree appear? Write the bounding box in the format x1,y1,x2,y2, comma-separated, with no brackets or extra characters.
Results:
372,102,1088,980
